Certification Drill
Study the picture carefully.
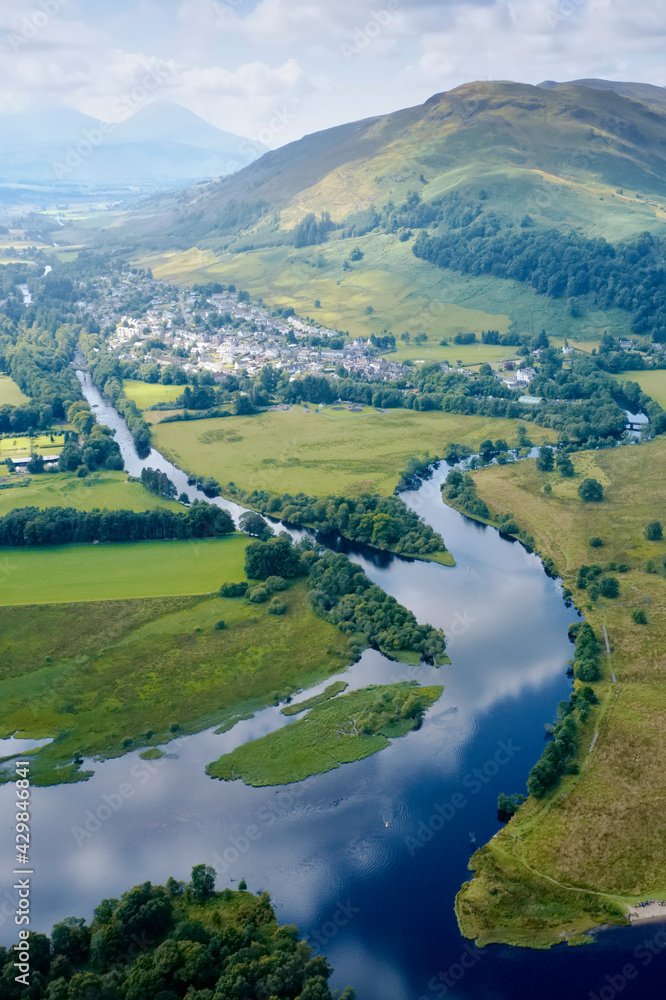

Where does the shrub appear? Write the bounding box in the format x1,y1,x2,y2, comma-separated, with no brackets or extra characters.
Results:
645,521,663,541
578,478,604,502
219,581,248,597
247,585,270,603
600,577,619,599
264,575,288,592
268,599,287,615
632,609,647,624
589,537,603,548
214,620,226,630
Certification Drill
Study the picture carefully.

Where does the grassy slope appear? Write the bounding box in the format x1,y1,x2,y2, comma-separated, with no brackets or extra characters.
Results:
123,379,185,409
207,682,443,786
612,369,666,408
152,406,556,497
0,578,354,783
452,440,666,946
0,535,249,605
0,469,183,517
0,375,28,406
138,232,633,344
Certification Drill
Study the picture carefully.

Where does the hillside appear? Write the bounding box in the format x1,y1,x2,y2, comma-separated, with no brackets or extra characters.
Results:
539,78,666,111
70,79,666,343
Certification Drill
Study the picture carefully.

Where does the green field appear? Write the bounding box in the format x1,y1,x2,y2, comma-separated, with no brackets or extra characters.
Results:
452,438,666,946
207,682,443,786
0,470,182,517
152,406,556,497
0,578,355,784
0,432,65,459
0,535,249,605
0,375,28,406
612,369,666,408
123,379,185,409
386,343,519,366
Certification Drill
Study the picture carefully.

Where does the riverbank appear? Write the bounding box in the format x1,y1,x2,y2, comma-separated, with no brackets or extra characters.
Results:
451,438,666,947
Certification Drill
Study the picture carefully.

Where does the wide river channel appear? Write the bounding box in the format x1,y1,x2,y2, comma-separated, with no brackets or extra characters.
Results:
0,374,662,999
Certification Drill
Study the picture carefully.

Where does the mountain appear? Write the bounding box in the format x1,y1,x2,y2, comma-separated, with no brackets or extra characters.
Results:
75,80,666,346
538,78,666,111
121,79,666,250
0,102,266,194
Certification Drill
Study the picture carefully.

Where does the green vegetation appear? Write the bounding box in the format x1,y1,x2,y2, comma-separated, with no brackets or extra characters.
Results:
152,407,554,497
281,681,348,715
0,535,248,605
244,536,447,663
0,470,182,518
207,682,442,786
451,437,666,947
123,378,185,409
230,488,453,564
0,576,354,783
612,369,666,408
0,499,234,549
0,432,65,459
1,869,354,1000
0,374,28,406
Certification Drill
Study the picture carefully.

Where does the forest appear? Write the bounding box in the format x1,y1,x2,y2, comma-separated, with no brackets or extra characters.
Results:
0,869,354,1000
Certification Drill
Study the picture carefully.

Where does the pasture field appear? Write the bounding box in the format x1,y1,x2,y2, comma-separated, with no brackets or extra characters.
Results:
0,578,354,784
453,438,666,947
0,375,28,406
207,682,443,786
612,369,666,408
136,232,631,343
385,343,519,366
152,406,556,497
0,470,182,517
0,535,249,605
123,379,185,409
0,432,65,459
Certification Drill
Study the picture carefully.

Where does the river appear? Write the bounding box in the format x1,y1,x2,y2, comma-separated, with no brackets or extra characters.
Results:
0,377,661,999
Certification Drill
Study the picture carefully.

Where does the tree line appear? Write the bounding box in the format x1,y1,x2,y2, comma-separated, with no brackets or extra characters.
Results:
242,534,447,662
0,501,234,547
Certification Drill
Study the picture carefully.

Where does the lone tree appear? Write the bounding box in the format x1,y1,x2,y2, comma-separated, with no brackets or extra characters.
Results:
536,446,554,473
645,521,663,541
239,510,273,539
578,478,604,502
190,864,216,902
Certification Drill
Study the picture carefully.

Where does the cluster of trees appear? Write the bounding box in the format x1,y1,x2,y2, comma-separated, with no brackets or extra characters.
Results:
571,622,601,682
307,549,447,662
527,713,578,798
58,423,124,475
412,224,666,342
140,467,177,499
1,869,353,1000
235,490,447,558
0,501,234,547
243,535,446,661
575,565,620,605
441,470,490,520
292,211,335,247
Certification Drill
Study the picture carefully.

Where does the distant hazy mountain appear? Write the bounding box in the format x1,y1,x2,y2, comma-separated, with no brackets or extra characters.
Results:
538,78,666,111
0,102,266,192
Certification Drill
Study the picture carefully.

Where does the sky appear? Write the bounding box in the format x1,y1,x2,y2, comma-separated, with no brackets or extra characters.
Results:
2,0,666,147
